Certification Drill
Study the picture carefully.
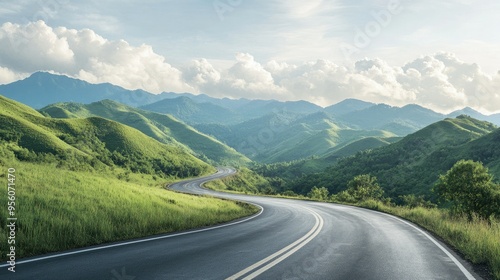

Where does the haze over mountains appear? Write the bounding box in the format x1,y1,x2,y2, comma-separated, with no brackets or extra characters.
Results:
2,72,499,125
1,71,500,165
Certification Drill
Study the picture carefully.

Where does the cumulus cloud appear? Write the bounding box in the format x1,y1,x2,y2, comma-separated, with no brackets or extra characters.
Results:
0,21,193,92
187,53,286,100
187,52,499,113
0,21,498,114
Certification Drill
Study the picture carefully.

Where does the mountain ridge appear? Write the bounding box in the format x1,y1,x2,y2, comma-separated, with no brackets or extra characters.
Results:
2,72,499,126
41,99,250,166
0,95,213,177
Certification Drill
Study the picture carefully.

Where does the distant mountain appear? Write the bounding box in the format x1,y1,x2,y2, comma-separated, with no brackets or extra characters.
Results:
0,72,168,108
196,110,396,163
41,100,250,166
286,115,498,199
140,96,242,125
141,96,322,125
0,95,212,177
157,92,252,110
337,103,444,136
448,107,500,126
3,71,498,129
236,100,322,120
324,98,375,116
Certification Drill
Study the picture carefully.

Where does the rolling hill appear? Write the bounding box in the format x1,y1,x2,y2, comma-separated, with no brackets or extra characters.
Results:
0,95,213,178
285,115,499,200
196,111,397,163
40,100,250,166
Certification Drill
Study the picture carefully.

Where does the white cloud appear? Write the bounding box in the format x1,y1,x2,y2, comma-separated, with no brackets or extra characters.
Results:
183,58,221,85
187,52,500,114
188,53,286,100
0,66,27,85
0,21,193,93
0,21,498,114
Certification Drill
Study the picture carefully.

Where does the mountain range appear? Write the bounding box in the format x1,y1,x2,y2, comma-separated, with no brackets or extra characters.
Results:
2,71,500,164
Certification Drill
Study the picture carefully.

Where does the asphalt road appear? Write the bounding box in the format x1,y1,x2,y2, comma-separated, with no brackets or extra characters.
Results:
1,168,481,279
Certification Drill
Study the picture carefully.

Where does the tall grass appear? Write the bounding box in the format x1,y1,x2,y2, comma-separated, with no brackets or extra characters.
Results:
0,159,257,260
358,199,500,279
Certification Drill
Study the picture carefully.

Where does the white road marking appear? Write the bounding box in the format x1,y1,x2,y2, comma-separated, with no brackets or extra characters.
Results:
0,173,263,268
377,211,476,280
226,207,324,280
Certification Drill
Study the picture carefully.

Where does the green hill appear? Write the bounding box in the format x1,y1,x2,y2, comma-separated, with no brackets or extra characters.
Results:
197,111,396,163
286,116,498,200
40,100,250,166
0,95,213,178
252,136,401,182
0,95,257,260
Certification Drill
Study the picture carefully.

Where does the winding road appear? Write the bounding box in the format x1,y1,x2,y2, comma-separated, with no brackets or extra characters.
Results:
1,168,481,279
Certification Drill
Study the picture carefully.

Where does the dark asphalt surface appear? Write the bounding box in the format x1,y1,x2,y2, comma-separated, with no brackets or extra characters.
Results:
1,168,481,279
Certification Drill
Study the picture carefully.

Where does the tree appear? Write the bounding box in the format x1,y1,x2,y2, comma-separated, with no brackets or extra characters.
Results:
308,186,329,201
346,174,384,202
434,160,499,219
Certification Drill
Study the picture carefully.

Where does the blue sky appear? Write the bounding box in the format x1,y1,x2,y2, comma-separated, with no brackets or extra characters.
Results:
0,0,499,113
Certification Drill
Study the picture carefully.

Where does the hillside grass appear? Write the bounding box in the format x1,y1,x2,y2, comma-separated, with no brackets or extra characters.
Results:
356,200,500,279
41,100,251,166
0,156,258,260
0,95,215,179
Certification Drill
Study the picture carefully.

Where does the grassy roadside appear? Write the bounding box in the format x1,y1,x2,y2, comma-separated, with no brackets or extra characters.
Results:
356,199,499,280
0,159,258,260
205,170,499,279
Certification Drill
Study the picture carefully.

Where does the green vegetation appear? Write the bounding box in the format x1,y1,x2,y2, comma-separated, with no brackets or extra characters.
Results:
41,100,250,166
307,186,329,201
0,151,257,260
335,174,385,203
0,95,213,178
434,160,500,220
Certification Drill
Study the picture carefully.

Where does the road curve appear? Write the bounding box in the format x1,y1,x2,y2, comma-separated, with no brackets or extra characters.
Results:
1,168,481,279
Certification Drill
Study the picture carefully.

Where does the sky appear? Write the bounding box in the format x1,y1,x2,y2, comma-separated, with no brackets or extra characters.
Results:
0,0,499,114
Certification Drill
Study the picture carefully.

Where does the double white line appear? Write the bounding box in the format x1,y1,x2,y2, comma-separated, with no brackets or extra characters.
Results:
226,207,324,280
